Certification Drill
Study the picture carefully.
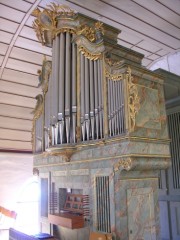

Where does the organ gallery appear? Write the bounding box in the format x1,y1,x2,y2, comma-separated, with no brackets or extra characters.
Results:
32,3,170,240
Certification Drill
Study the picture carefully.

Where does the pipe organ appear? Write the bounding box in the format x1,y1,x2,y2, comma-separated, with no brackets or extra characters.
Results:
32,4,170,240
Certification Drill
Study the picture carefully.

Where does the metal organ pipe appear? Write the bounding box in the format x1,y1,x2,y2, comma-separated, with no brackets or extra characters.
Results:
50,39,56,146
85,57,90,140
80,53,85,141
54,36,60,145
93,61,99,139
97,60,103,139
89,60,95,140
65,32,71,143
58,33,65,144
72,42,77,143
100,60,104,137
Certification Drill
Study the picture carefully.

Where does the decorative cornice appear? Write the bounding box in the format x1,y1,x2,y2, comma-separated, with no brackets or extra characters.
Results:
113,156,171,173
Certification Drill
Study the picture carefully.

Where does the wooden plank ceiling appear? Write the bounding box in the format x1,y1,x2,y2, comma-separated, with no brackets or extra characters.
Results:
0,0,180,152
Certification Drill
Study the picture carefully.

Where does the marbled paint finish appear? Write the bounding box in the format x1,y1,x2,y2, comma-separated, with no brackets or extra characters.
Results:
114,174,160,240
34,61,170,240
130,73,168,140
135,85,161,130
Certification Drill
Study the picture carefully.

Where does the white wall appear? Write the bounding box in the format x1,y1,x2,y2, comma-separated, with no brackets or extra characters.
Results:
0,152,33,211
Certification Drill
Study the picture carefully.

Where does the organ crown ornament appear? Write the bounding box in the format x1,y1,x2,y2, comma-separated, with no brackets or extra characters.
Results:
32,3,104,46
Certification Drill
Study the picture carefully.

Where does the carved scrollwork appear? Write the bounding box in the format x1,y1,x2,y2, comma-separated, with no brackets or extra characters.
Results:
126,66,140,132
114,158,132,172
32,3,77,45
105,68,123,81
32,3,104,46
76,25,96,42
78,46,102,60
38,56,52,94
105,57,123,67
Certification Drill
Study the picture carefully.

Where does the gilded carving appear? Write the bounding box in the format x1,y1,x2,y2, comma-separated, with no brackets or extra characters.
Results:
32,3,77,45
114,158,132,172
105,57,123,67
38,56,52,94
76,25,96,42
126,66,140,132
43,148,75,162
105,68,123,81
78,46,102,60
32,3,104,46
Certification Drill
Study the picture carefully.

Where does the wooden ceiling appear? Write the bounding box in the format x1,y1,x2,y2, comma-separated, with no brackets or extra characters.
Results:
0,0,180,152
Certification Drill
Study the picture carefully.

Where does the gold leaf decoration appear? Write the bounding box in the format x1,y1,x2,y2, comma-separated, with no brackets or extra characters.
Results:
78,46,102,60
126,66,140,132
76,25,96,42
105,68,123,81
114,158,132,172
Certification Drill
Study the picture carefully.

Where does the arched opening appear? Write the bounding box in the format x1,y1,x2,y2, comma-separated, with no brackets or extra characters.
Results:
15,177,40,235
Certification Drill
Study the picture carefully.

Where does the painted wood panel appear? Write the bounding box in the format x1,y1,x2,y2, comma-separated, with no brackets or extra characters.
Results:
0,30,13,44
103,0,180,39
68,0,180,48
0,116,32,131
25,15,35,27
20,26,38,41
137,41,161,53
134,0,180,28
159,201,170,239
0,139,32,150
10,47,52,65
0,128,31,141
0,104,33,120
0,80,41,98
0,18,18,33
0,4,24,23
0,92,36,108
2,68,38,87
170,202,180,240
118,31,141,45
131,46,151,57
6,58,41,75
0,43,8,55
15,37,52,56
157,0,180,15
0,0,31,12
0,55,3,66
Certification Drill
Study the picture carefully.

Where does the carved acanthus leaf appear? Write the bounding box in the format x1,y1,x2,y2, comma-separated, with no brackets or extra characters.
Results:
126,66,140,132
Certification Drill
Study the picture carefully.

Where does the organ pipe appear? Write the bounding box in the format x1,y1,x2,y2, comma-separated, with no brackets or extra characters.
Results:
32,4,128,152
85,57,90,140
72,42,77,143
89,60,95,140
80,53,85,141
